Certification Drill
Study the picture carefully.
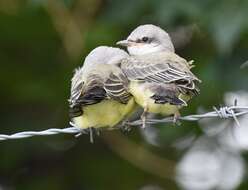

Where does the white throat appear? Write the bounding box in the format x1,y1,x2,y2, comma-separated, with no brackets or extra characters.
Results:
127,43,165,56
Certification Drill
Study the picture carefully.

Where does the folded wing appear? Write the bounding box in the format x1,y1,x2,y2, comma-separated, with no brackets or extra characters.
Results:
121,52,200,94
69,65,131,118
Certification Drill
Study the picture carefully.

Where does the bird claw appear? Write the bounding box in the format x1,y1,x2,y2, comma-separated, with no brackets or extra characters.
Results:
141,117,146,129
140,105,150,129
173,112,181,126
120,120,132,134
141,110,147,129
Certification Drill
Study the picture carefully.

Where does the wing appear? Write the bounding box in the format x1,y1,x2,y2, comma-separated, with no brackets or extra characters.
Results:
104,71,131,104
76,74,106,106
121,52,200,93
150,84,187,105
69,66,131,118
69,68,85,107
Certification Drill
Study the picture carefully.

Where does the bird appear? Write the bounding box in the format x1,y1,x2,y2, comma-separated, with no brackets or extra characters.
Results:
117,24,200,128
68,46,136,141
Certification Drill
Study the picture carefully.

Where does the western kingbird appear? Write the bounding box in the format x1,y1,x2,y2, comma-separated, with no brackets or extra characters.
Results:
69,46,136,140
117,24,200,128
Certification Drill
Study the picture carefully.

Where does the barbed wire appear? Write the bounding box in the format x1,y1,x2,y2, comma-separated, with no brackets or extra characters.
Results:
1,105,248,141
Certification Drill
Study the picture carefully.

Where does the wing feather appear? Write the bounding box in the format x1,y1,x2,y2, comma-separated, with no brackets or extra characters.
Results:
69,65,131,118
104,72,131,104
121,52,200,94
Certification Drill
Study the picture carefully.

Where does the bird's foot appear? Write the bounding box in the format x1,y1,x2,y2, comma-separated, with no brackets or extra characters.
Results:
89,127,94,143
173,111,181,126
120,120,132,134
141,109,148,129
87,127,100,143
141,118,146,129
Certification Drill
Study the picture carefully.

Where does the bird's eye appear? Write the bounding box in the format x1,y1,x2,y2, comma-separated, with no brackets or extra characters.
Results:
141,37,149,42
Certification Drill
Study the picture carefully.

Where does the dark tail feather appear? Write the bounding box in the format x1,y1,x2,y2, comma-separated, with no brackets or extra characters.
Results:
69,105,83,118
151,94,186,105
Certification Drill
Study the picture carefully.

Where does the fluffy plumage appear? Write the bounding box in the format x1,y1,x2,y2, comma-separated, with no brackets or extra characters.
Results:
118,24,200,127
69,46,136,130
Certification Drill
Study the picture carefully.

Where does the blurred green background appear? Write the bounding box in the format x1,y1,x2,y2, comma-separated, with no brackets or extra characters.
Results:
1,0,248,189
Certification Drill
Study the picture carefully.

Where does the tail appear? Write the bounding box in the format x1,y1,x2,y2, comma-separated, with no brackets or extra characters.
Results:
69,104,83,118
150,84,187,106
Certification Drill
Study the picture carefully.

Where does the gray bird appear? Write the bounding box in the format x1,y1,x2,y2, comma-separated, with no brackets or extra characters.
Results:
117,24,200,128
69,46,136,141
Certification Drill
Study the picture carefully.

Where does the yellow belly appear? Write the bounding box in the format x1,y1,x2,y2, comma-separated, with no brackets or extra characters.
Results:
129,82,189,116
72,98,135,129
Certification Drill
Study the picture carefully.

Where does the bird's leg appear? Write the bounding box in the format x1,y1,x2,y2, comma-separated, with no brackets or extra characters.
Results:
95,128,101,136
89,127,94,143
120,119,132,134
141,105,148,129
173,110,181,126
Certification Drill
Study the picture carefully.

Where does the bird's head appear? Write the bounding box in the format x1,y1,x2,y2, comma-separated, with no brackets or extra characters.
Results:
84,46,128,68
117,24,175,56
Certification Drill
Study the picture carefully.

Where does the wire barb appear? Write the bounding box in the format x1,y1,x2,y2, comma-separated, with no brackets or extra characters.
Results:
0,105,248,141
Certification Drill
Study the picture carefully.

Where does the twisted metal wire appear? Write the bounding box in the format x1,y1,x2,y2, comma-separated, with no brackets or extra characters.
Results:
1,105,248,141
